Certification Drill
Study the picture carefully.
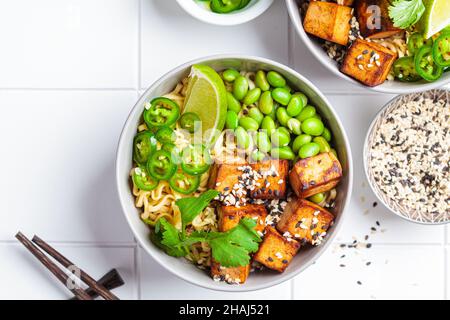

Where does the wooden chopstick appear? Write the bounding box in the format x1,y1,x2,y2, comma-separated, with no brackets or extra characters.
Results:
32,235,119,301
69,269,124,300
15,232,92,301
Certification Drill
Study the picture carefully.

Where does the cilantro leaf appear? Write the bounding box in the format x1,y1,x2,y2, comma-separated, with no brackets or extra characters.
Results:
150,192,262,267
159,218,182,247
150,218,185,257
210,238,252,268
176,190,219,227
389,0,425,29
207,218,262,267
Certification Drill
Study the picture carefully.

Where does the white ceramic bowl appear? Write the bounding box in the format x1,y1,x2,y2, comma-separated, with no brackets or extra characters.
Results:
176,0,273,26
116,55,353,292
286,0,450,94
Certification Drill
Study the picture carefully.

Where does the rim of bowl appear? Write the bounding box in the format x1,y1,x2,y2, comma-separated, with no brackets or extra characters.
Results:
176,0,274,26
285,0,450,94
363,89,450,225
116,54,354,292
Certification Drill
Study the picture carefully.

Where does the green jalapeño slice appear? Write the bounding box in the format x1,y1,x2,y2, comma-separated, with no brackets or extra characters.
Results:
144,97,180,129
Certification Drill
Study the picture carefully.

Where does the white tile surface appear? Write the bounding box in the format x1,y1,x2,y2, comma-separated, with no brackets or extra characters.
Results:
141,0,289,88
293,245,445,300
328,94,446,244
0,90,136,242
447,226,450,244
0,243,136,300
139,247,292,300
0,0,138,88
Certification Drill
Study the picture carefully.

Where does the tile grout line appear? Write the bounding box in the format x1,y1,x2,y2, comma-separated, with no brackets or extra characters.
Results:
135,0,142,301
0,87,393,96
0,240,137,247
137,0,142,93
135,243,142,300
1,239,448,247
444,246,448,300
333,242,448,246
444,226,448,300
0,87,137,91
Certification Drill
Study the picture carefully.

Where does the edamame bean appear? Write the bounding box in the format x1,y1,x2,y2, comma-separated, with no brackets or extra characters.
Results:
261,116,276,136
287,94,305,117
244,88,261,106
222,69,240,82
267,103,278,120
251,150,266,162
271,146,295,160
271,128,290,147
292,134,312,153
255,70,270,91
309,192,325,204
235,126,250,149
227,92,241,113
278,126,290,138
301,118,324,136
287,118,302,135
256,131,271,153
239,116,259,131
296,105,316,122
267,71,286,88
272,88,291,106
276,107,290,126
298,142,320,159
233,76,249,101
258,91,274,115
296,93,308,107
313,136,331,153
225,110,239,130
248,107,264,125
322,127,331,142
312,114,322,120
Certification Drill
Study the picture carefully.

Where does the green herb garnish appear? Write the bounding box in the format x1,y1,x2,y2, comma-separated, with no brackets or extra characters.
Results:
389,0,426,29
150,190,262,267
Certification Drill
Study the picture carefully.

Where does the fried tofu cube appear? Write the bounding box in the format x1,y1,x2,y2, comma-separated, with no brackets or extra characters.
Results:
303,2,352,46
249,160,289,199
213,204,266,283
289,152,342,198
218,204,267,233
209,160,289,204
340,39,397,87
311,0,354,5
211,259,250,284
208,162,241,193
355,0,401,39
277,199,334,246
253,226,300,272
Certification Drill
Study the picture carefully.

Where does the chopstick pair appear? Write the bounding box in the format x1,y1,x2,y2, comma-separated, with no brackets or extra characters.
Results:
15,232,122,300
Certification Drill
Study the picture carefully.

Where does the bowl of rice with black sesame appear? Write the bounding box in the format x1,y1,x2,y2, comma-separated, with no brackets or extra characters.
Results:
364,89,449,224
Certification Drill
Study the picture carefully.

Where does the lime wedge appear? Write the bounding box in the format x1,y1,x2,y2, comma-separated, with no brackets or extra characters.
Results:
421,0,450,39
183,65,227,146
